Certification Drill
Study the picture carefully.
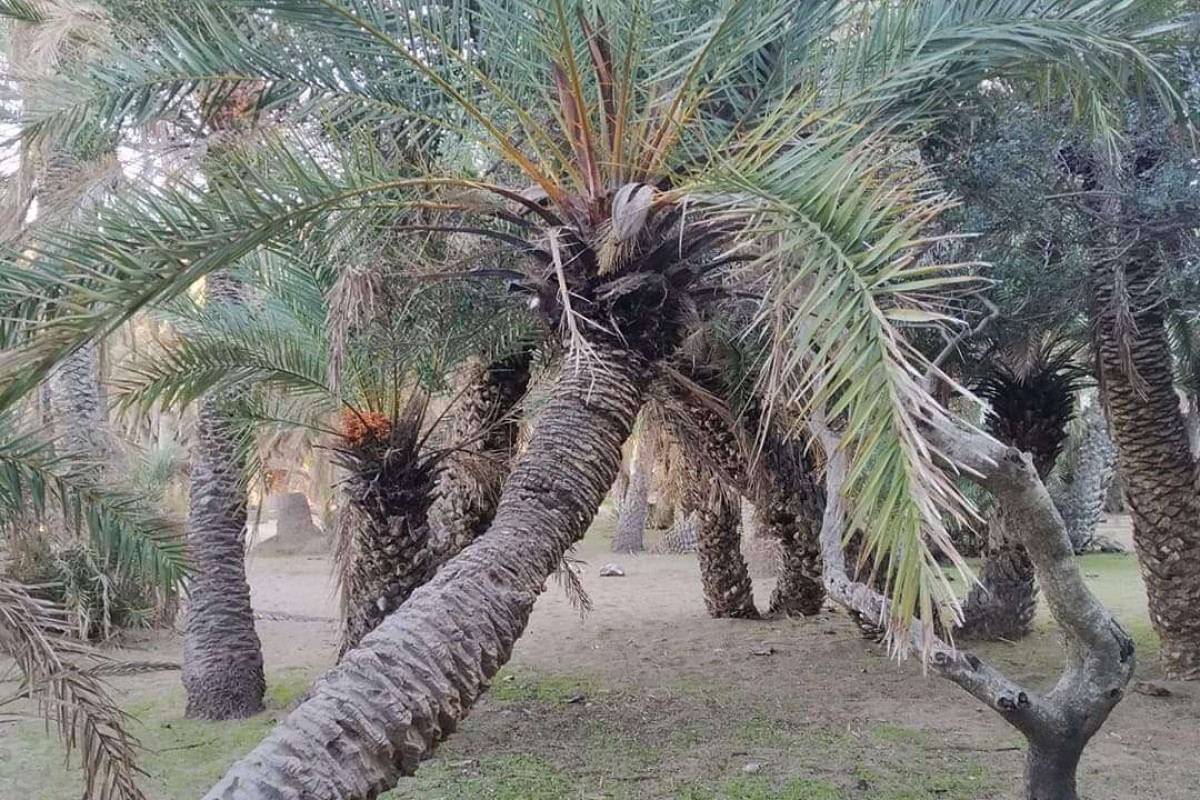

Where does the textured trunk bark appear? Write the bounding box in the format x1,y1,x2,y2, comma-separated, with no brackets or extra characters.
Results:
1024,741,1082,800
203,345,649,799
339,510,436,655
1091,231,1200,679
684,468,758,619
763,490,825,618
1054,403,1118,554
428,352,532,559
335,403,438,655
612,425,655,553
182,272,266,720
654,510,698,553
48,340,112,463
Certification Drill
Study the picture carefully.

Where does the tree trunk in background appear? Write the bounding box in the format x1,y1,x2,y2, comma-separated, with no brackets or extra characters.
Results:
681,465,758,619
204,346,648,800
959,367,1072,641
428,352,532,559
48,341,112,463
182,271,266,720
612,423,656,553
1092,236,1200,679
1053,403,1118,553
760,479,825,618
653,510,698,553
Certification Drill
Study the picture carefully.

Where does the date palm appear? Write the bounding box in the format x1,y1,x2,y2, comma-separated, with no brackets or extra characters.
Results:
0,1,1189,798
958,335,1082,640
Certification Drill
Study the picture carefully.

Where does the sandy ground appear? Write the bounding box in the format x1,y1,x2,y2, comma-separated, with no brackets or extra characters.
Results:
3,514,1198,799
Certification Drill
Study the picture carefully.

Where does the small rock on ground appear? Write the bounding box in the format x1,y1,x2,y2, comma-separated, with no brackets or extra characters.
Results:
599,563,625,577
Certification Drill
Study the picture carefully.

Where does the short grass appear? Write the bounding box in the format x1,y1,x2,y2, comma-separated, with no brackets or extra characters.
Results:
0,554,1153,799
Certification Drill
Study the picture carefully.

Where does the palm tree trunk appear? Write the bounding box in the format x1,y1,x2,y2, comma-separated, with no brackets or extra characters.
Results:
335,401,438,654
1092,240,1200,679
1054,403,1118,554
761,481,825,618
203,345,648,799
48,341,112,464
612,423,656,553
682,466,758,619
428,352,532,558
182,272,266,720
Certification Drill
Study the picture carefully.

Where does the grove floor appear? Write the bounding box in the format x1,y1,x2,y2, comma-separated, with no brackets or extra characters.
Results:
2,516,1197,800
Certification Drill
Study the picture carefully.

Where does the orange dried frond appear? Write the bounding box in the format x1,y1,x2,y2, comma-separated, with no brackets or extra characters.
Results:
340,409,391,447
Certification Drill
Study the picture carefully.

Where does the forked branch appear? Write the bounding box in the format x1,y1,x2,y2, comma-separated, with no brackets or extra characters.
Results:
811,414,1134,800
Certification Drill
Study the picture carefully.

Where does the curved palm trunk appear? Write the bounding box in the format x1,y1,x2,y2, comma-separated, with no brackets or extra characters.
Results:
182,271,265,720
428,352,532,558
612,423,656,553
1092,241,1200,680
680,462,758,619
204,346,648,799
959,371,1070,640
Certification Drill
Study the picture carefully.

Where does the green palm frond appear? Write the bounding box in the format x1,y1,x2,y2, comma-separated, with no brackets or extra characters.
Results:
0,416,187,594
692,120,976,641
0,0,46,23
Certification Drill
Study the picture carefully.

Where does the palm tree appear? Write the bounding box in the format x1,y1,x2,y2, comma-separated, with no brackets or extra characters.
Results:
958,336,1081,640
1051,400,1118,553
1084,113,1200,679
2,2,1188,797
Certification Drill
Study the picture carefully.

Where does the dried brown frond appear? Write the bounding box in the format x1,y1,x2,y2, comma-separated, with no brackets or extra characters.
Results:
554,550,592,620
0,576,146,800
326,265,381,396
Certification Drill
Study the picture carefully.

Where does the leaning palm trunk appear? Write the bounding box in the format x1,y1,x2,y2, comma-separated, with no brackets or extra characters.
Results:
428,352,532,559
612,422,656,553
182,272,266,720
204,346,648,799
959,367,1071,641
1092,237,1200,679
1053,403,1118,554
758,475,825,618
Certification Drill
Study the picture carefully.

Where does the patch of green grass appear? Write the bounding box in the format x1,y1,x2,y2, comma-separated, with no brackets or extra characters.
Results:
868,724,928,745
855,759,996,800
386,755,574,800
0,668,321,800
678,776,841,800
489,667,597,704
266,667,315,709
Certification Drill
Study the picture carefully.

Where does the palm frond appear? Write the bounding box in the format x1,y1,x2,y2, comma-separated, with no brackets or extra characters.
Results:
0,416,187,594
692,119,976,644
0,576,146,800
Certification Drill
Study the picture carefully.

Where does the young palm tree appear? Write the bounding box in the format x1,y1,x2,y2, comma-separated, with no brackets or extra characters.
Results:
1,2,1189,797
957,336,1082,640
